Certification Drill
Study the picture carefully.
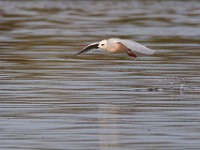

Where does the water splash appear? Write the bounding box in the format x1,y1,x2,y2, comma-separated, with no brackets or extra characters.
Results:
151,76,190,94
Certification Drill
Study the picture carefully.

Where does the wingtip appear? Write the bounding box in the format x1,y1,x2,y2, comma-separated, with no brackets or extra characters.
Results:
74,42,99,56
148,49,155,55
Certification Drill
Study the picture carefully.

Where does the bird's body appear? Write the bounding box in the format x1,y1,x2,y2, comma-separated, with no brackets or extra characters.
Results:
73,38,155,58
104,39,127,53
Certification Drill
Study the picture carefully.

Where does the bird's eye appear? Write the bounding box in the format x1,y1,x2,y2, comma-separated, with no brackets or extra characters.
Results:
101,44,104,46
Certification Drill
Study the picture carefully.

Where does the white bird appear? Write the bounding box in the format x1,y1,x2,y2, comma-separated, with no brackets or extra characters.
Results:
73,38,155,58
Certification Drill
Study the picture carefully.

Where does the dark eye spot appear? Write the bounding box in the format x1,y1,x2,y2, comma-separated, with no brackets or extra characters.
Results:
101,44,104,46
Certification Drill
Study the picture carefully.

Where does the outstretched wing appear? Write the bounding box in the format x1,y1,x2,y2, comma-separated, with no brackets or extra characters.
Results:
114,38,155,55
74,42,99,56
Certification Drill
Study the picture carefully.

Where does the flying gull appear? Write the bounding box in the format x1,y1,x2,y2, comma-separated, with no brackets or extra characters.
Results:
72,38,155,58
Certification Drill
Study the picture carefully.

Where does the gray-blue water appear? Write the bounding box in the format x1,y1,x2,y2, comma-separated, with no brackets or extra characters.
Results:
0,1,200,150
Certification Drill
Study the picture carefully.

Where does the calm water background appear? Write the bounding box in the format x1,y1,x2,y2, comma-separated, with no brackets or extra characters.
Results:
0,0,200,150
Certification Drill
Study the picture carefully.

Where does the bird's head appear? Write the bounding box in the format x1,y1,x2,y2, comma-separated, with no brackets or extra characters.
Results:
98,40,108,50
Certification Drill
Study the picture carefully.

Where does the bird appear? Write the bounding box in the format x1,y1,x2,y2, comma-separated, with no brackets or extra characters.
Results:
72,38,155,59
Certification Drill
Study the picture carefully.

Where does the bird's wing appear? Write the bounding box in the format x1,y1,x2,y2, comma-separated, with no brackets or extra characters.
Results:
116,39,155,55
74,42,99,56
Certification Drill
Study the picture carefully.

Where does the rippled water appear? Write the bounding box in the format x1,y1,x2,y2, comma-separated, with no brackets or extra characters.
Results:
0,0,200,150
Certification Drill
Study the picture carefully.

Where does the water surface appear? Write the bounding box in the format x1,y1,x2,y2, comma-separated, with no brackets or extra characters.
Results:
0,0,200,150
